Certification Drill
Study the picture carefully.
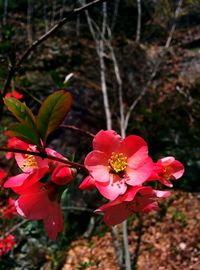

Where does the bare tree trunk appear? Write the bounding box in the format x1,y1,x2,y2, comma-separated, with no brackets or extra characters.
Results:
107,35,125,137
111,0,120,31
99,40,112,129
136,0,141,42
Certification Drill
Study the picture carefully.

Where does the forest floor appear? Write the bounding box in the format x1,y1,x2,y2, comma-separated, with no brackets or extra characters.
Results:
61,191,200,270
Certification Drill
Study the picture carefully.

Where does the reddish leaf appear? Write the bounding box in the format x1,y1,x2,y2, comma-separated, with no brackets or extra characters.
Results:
6,123,42,147
37,90,72,142
4,97,36,129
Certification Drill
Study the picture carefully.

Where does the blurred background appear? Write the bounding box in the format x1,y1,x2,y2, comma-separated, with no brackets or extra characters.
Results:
0,0,200,269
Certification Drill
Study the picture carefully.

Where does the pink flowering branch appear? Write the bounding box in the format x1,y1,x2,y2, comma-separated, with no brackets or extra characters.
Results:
0,146,86,171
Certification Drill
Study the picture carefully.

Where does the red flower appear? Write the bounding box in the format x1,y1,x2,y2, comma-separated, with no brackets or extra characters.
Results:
3,139,75,239
84,130,153,200
5,90,23,100
15,182,63,240
1,198,17,219
0,234,15,256
148,156,184,187
4,140,49,190
95,186,170,226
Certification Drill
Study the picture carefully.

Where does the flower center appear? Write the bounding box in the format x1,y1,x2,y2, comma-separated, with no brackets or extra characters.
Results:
108,152,128,173
20,153,38,170
159,167,173,180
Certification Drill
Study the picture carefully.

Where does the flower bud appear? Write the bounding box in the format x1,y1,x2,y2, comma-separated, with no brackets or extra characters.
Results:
51,165,76,185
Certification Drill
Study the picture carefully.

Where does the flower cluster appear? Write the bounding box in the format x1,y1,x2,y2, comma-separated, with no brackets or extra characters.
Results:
0,234,15,256
1,198,17,219
2,129,184,239
80,130,184,226
4,138,76,240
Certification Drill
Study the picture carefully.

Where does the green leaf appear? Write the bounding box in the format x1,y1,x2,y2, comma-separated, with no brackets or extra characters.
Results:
37,90,72,141
4,97,36,129
6,123,42,147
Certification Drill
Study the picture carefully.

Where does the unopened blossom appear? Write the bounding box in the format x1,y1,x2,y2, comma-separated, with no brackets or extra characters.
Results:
84,130,153,200
95,186,171,226
51,165,76,185
15,182,63,240
46,148,76,185
148,156,184,187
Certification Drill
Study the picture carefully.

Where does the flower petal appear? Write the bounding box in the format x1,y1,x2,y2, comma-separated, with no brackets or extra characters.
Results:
95,176,127,200
126,157,153,185
96,203,130,226
43,202,63,240
169,160,185,179
92,130,121,156
4,174,29,188
16,183,47,220
122,135,149,168
79,176,96,190
84,151,109,182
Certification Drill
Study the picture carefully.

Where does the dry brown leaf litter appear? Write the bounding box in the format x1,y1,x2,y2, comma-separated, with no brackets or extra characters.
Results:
62,191,200,270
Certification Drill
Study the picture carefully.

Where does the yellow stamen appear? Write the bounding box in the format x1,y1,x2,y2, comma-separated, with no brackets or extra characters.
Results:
108,152,128,173
20,152,38,170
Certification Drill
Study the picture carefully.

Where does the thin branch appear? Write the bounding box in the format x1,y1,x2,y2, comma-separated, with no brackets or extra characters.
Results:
112,226,123,267
111,0,120,31
0,146,87,171
60,124,95,137
165,0,183,48
107,27,125,138
83,216,95,238
122,220,131,270
100,2,112,129
99,40,112,129
62,206,94,213
136,0,142,42
132,215,143,268
0,220,28,240
16,0,107,70
83,1,112,129
124,0,183,131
